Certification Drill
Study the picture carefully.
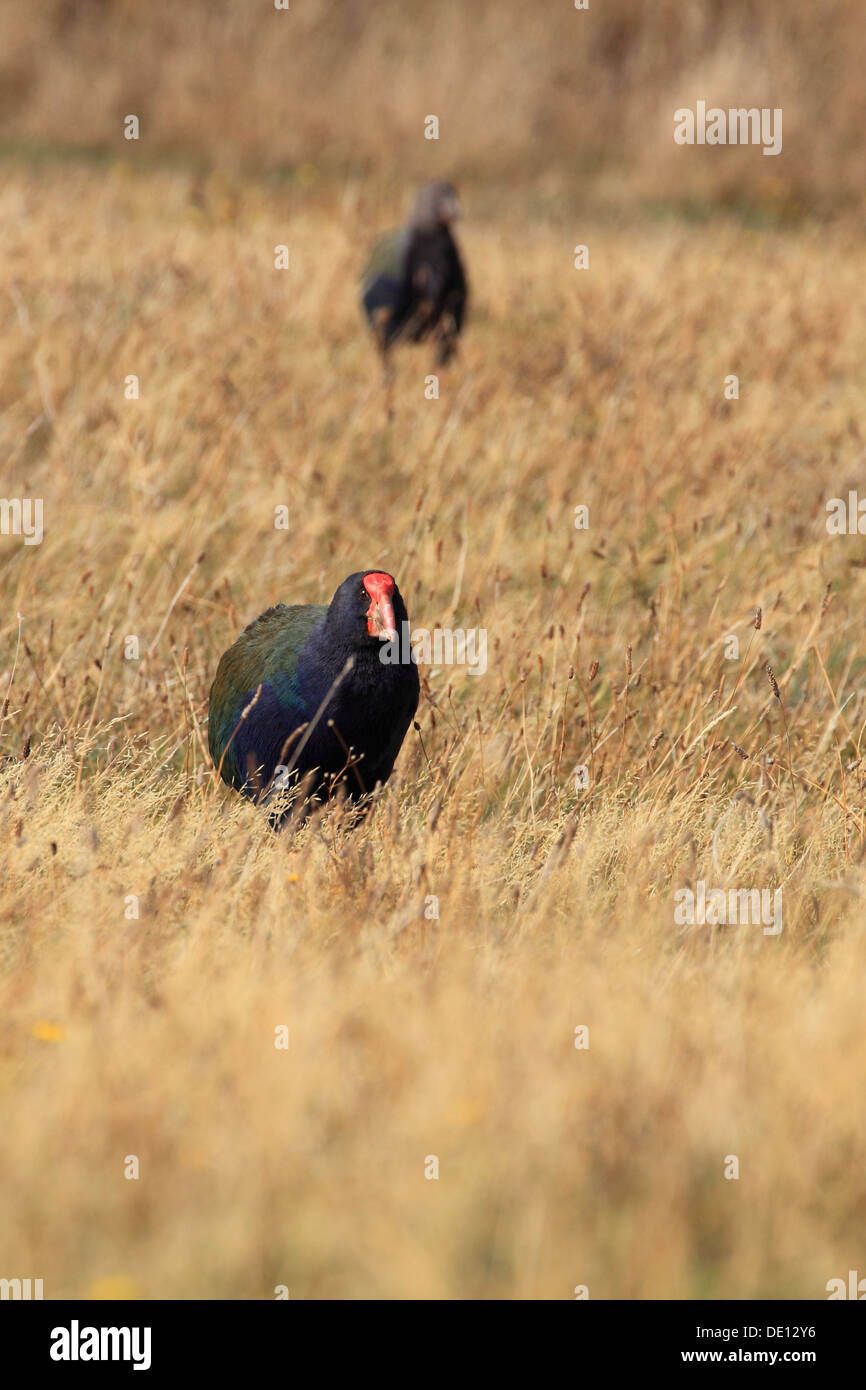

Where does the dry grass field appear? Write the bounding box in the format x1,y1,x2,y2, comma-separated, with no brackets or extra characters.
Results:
1,1,865,1300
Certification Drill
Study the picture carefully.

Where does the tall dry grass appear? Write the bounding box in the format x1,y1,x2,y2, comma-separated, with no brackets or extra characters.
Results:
1,162,865,1297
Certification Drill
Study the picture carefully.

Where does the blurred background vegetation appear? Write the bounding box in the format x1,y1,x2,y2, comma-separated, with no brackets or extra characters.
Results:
2,0,863,219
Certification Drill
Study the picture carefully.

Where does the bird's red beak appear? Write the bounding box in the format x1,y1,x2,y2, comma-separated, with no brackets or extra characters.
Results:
363,572,398,641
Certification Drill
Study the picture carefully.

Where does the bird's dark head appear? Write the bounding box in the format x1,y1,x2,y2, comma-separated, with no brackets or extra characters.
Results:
326,571,409,648
410,180,462,230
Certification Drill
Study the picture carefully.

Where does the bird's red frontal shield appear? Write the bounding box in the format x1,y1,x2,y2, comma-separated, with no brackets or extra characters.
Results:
363,572,398,641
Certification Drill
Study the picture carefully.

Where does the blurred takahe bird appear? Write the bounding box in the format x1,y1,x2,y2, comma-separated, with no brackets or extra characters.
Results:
208,572,420,826
361,181,468,372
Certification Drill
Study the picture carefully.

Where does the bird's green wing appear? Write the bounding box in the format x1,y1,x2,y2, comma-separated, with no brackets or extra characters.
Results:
208,604,327,787
360,229,407,290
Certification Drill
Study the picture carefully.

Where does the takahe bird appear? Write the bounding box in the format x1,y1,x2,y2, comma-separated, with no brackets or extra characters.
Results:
208,572,419,827
361,180,468,370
